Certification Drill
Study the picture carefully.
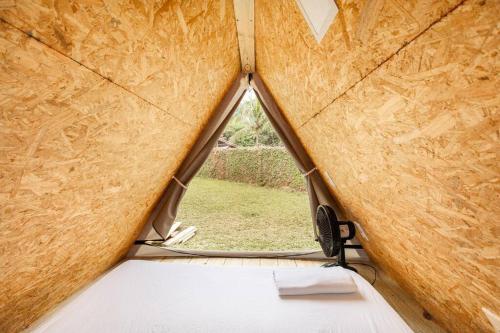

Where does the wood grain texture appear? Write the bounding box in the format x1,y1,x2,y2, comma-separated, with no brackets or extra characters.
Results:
233,0,255,73
295,1,499,332
0,1,240,331
0,0,240,132
255,0,462,129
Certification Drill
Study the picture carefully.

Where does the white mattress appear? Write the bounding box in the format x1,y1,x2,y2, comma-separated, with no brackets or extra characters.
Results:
30,260,413,333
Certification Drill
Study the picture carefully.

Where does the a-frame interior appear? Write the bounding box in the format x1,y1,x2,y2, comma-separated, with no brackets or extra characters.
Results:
1,1,498,332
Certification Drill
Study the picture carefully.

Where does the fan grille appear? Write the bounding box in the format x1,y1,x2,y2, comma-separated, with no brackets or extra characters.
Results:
316,205,344,257
316,206,335,257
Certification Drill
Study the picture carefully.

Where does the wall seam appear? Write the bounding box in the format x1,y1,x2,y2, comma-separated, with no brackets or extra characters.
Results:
0,17,191,127
298,0,467,129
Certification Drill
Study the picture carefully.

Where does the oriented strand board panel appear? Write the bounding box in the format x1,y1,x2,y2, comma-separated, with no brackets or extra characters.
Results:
255,0,462,129
296,1,499,332
0,2,239,332
0,0,240,131
0,21,186,332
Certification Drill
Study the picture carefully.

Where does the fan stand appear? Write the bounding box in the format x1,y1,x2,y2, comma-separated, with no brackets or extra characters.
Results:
337,243,358,272
324,241,358,273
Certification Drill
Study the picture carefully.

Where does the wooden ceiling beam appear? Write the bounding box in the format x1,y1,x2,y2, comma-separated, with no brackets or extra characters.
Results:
233,0,255,73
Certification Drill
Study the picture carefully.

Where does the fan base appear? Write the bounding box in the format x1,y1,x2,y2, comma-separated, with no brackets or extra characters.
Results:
322,262,358,273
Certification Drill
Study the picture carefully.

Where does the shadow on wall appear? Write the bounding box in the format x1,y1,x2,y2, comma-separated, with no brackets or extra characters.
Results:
198,147,306,191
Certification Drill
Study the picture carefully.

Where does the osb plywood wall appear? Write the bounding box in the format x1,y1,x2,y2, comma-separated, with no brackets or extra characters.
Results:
0,1,240,331
256,0,463,129
1,0,239,131
256,0,499,332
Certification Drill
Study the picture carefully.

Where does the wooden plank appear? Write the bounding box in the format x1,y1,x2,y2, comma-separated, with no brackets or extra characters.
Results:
179,232,196,244
159,258,190,264
372,268,446,333
242,258,259,266
233,0,255,73
206,257,226,266
171,258,192,264
166,221,182,238
259,258,278,267
164,226,197,246
295,260,322,267
189,257,209,265
224,258,244,266
276,259,297,267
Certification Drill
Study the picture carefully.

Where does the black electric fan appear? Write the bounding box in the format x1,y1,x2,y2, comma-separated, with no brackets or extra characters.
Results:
315,205,361,272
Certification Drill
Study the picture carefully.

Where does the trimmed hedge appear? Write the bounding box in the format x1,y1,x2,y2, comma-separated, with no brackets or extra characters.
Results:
198,147,306,191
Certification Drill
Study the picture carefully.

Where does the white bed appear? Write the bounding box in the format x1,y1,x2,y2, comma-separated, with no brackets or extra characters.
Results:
30,260,413,333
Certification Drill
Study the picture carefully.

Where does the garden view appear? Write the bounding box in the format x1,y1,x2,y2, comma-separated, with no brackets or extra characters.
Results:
173,90,316,251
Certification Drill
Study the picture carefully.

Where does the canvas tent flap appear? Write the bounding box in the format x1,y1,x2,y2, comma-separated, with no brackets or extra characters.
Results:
138,73,249,240
250,73,345,232
137,72,343,243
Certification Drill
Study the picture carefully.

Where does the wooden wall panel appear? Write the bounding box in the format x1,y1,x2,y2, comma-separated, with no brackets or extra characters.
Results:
0,0,239,131
255,0,461,129
294,1,498,332
0,1,240,331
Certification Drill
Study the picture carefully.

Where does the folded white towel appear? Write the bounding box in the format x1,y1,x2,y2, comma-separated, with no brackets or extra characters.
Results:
273,266,358,296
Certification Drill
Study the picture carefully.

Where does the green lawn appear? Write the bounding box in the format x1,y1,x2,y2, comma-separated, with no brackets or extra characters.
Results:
174,177,317,251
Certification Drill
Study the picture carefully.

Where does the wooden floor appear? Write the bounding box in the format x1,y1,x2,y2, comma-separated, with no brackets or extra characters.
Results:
153,257,446,333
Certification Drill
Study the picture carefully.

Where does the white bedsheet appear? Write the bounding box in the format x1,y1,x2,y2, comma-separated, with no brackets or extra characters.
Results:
30,260,413,333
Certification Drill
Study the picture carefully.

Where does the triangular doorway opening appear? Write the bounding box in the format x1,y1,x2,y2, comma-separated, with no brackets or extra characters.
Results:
131,73,341,257
170,88,316,252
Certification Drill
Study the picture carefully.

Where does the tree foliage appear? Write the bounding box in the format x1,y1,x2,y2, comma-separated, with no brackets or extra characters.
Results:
223,90,282,147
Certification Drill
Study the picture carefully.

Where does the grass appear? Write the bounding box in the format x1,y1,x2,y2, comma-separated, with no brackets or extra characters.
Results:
174,177,317,251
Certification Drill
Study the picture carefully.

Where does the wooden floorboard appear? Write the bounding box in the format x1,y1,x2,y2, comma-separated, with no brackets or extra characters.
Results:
152,257,445,333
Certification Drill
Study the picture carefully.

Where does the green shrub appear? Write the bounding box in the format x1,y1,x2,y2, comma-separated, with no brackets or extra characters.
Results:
198,147,305,191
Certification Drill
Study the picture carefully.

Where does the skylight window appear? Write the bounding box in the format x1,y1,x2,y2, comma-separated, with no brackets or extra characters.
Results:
295,0,338,43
